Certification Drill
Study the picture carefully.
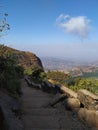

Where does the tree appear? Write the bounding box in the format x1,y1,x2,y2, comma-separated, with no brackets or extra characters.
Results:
0,9,10,37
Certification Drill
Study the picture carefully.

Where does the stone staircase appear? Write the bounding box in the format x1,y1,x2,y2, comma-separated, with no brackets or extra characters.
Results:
21,80,62,130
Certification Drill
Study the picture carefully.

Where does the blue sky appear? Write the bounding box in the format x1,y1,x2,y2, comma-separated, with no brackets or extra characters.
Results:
0,0,98,61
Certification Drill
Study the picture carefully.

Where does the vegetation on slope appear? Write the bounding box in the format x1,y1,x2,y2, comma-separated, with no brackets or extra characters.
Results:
81,70,98,78
26,64,46,84
46,71,70,84
0,44,23,97
68,77,98,94
45,70,98,95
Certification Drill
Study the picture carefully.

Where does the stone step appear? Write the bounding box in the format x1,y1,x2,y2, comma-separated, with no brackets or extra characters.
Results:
22,99,51,108
24,128,62,130
22,115,60,129
23,108,58,116
25,128,62,130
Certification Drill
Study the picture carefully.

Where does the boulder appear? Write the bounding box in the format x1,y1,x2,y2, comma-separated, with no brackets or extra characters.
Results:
64,98,80,110
77,89,98,110
78,108,98,128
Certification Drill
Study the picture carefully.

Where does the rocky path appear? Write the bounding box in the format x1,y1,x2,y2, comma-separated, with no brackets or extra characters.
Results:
21,79,91,130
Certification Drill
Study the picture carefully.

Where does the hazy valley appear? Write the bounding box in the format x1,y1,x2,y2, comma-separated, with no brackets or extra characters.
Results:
41,57,98,77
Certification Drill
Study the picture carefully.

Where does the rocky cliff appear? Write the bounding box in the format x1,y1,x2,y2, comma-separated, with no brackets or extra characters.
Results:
0,45,43,69
13,50,43,69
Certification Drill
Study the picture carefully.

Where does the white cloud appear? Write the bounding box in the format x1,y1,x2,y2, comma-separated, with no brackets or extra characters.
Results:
56,14,91,38
56,14,70,22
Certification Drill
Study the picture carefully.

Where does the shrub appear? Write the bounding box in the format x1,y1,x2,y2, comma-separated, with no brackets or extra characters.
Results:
46,70,70,84
30,65,44,83
24,68,32,75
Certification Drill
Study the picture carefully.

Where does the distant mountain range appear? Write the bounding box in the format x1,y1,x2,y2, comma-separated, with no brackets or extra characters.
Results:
41,57,76,71
41,57,98,77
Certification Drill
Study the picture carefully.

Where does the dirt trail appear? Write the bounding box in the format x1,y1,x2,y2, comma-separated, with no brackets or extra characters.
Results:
21,79,91,130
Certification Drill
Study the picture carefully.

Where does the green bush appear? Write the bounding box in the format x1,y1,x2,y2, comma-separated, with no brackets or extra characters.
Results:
30,65,45,83
69,77,98,94
24,68,32,75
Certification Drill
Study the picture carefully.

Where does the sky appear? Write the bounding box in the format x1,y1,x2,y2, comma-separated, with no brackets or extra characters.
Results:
0,0,98,61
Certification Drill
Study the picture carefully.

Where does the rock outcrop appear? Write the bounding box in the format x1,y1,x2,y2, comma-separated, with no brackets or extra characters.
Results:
15,51,43,69
78,89,98,110
78,108,98,128
0,45,43,69
64,98,80,110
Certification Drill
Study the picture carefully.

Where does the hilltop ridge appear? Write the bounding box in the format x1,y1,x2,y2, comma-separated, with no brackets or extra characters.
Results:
0,45,43,69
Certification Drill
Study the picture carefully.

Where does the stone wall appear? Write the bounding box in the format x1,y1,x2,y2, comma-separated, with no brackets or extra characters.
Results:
60,86,77,98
